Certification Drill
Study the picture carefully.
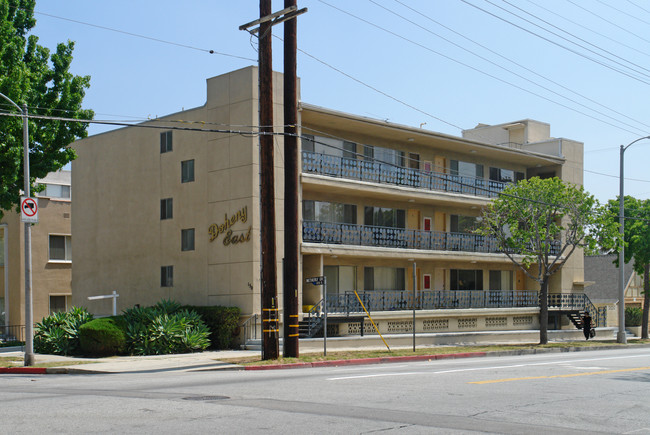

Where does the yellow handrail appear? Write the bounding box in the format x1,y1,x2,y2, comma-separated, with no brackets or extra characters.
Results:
353,290,391,352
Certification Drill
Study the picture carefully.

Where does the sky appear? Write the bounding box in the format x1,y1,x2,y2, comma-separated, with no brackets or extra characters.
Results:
27,0,650,204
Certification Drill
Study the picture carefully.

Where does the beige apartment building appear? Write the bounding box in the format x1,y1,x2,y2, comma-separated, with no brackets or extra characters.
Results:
1,170,72,338
71,66,597,340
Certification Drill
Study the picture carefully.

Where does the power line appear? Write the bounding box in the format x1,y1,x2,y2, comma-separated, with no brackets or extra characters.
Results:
377,0,650,134
565,0,650,45
31,9,257,62
461,0,650,85
585,169,650,184
316,0,645,136
500,0,650,79
594,0,650,26
524,0,650,61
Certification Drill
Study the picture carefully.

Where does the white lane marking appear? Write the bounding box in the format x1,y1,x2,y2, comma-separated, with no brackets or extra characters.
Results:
327,352,650,381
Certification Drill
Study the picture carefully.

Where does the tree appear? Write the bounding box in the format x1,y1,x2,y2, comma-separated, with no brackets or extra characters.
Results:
475,177,617,344
607,196,650,339
0,0,93,218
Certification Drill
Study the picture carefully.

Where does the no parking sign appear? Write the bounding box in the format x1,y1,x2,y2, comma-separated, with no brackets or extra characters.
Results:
20,196,38,223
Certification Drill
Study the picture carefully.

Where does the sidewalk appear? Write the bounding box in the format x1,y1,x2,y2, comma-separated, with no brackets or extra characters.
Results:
2,339,648,375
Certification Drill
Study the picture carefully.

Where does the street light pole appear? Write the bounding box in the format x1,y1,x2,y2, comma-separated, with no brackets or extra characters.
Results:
618,135,650,344
0,92,34,365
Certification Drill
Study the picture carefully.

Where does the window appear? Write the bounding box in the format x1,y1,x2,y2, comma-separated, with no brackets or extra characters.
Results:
450,160,483,179
49,295,67,314
49,235,71,261
489,167,525,183
42,184,71,199
450,215,477,233
160,131,172,153
302,134,357,159
423,274,432,290
161,266,173,287
489,270,513,290
181,159,195,183
450,269,483,290
364,145,405,166
364,206,406,228
303,200,356,224
324,265,357,295
181,228,195,251
160,198,173,220
364,266,405,291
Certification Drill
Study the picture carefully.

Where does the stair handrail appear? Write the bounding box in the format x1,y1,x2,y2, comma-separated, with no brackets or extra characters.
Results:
241,314,259,344
306,299,325,337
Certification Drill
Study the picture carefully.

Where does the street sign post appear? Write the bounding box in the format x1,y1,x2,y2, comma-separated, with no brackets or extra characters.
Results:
20,197,38,223
306,275,327,355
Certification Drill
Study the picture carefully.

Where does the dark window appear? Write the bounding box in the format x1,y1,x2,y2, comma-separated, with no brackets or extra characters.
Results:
343,141,356,159
302,134,315,152
49,295,67,314
161,266,173,287
364,207,406,228
160,131,172,153
161,198,173,220
450,269,483,290
490,167,526,183
303,200,356,224
538,171,555,179
450,215,476,233
49,235,71,261
181,159,195,183
450,160,483,178
181,228,195,251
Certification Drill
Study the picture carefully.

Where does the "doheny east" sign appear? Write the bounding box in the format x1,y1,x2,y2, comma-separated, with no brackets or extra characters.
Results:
208,206,251,246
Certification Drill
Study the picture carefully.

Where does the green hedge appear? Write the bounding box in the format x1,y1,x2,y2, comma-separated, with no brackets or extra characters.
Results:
183,305,241,350
79,317,126,356
626,307,643,327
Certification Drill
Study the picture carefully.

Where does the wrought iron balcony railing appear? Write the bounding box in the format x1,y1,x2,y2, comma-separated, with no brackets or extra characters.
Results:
304,290,605,327
302,151,506,198
303,221,561,256
323,290,539,314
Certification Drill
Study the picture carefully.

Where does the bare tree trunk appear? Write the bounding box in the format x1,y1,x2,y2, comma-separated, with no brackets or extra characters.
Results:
539,279,549,345
643,263,649,339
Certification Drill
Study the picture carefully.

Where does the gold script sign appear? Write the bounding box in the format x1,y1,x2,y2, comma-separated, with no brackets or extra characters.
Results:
209,206,252,246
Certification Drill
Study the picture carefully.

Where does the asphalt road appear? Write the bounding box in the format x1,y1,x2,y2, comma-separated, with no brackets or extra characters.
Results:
2,348,650,434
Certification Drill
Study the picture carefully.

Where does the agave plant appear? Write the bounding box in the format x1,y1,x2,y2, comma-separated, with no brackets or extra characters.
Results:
34,307,93,355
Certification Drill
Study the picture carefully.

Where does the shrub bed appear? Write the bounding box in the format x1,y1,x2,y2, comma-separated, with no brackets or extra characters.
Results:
184,305,241,350
123,300,211,355
626,306,643,327
34,307,93,355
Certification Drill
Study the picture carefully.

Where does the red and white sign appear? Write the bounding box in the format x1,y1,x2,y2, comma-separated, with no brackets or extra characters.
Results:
20,196,38,223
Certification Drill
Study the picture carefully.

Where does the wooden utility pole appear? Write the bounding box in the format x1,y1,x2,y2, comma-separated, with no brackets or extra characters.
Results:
259,0,279,360
283,0,300,358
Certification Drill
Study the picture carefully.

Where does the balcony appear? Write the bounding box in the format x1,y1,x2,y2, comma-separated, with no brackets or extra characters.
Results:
303,221,561,256
325,290,539,313
302,151,506,198
304,221,500,254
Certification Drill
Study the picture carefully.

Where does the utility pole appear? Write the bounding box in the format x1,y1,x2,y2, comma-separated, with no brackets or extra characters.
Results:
283,0,300,358
258,0,279,360
241,2,307,361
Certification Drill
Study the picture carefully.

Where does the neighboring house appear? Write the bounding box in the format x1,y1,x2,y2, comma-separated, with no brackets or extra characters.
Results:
1,170,72,338
71,66,590,341
584,254,645,327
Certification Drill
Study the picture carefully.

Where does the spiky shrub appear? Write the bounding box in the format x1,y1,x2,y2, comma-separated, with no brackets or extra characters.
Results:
79,317,127,356
122,300,210,355
185,305,241,349
626,307,643,327
34,307,93,355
